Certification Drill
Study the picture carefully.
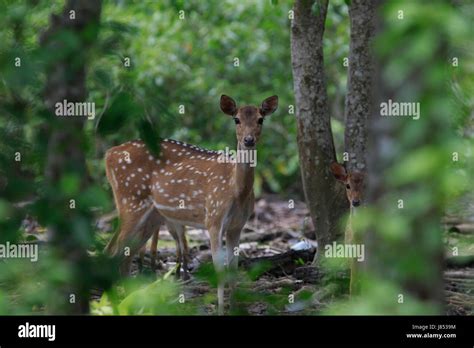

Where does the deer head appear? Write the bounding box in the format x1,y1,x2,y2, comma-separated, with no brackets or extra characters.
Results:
220,95,278,149
330,162,365,207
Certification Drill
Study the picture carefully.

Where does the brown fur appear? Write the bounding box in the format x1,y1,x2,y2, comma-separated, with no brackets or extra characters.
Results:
104,95,278,314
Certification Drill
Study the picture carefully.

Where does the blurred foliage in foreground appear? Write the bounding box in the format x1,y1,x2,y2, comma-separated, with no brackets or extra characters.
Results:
0,0,473,315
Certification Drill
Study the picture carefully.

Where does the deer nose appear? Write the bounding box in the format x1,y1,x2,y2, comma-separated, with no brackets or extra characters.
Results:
352,200,361,207
244,136,255,147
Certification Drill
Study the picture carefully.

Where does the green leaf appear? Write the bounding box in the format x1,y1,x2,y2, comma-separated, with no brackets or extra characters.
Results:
248,260,272,281
311,2,320,16
137,118,161,157
25,235,38,242
97,92,137,136
60,174,81,196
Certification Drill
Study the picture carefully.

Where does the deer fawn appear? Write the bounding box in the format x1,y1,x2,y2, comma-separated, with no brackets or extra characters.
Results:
329,162,365,295
104,95,278,314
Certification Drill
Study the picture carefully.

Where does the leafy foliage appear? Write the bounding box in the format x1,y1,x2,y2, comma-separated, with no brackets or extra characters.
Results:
0,0,472,315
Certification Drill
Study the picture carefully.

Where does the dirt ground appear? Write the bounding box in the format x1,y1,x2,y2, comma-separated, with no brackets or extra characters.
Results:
25,194,474,315
103,194,473,315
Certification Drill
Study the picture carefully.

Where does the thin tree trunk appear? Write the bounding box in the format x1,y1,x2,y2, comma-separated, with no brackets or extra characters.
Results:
343,0,375,294
291,0,348,263
343,0,375,173
41,0,101,314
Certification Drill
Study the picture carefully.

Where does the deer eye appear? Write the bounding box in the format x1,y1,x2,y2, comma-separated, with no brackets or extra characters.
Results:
257,118,264,125
234,118,240,125
346,184,351,189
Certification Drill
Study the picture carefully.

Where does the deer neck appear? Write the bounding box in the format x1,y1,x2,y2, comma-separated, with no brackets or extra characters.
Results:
345,205,356,244
233,143,255,201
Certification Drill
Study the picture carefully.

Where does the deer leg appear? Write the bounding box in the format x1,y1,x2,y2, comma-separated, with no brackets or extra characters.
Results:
138,225,161,273
150,229,159,272
209,225,225,315
115,207,160,276
139,210,163,273
138,245,146,273
226,228,242,311
104,211,145,275
165,222,190,280
182,229,191,272
175,224,190,281
104,228,120,256
166,223,182,280
349,223,362,296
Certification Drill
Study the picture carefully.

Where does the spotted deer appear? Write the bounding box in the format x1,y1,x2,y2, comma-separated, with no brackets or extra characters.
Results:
329,162,365,294
104,95,278,314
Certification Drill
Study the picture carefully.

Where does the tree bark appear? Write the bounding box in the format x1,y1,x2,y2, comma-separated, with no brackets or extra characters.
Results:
343,0,375,173
291,0,348,263
342,0,375,295
41,0,101,314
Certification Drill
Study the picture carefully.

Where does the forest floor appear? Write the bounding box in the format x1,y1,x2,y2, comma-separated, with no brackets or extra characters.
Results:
92,194,474,315
26,194,474,314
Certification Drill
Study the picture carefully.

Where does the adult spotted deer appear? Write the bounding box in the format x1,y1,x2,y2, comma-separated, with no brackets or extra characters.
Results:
104,95,278,314
329,162,365,294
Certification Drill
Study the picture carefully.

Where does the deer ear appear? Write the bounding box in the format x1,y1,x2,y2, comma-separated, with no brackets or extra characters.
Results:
220,95,237,116
260,95,278,116
330,162,347,182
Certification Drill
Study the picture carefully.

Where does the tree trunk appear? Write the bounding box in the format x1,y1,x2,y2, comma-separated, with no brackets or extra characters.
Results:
41,0,101,314
342,0,375,294
291,0,348,263
343,0,375,173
